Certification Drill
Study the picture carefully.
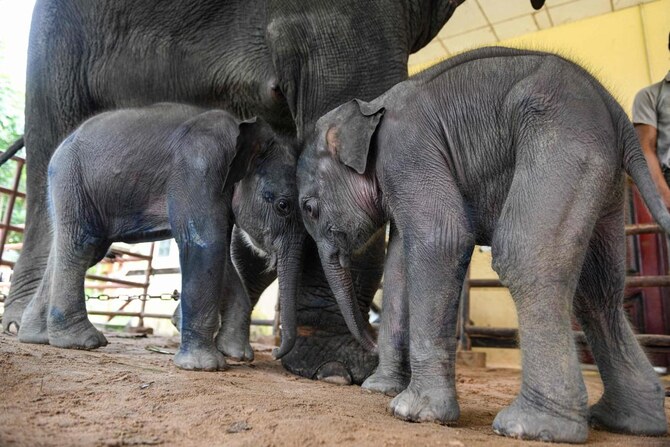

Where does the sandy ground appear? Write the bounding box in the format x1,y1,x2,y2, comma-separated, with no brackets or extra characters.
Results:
1,333,669,447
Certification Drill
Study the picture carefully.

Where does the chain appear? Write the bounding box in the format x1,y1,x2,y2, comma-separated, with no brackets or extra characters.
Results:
0,290,180,303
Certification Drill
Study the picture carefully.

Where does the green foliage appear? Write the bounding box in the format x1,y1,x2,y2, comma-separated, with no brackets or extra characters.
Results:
0,76,22,147
0,43,25,251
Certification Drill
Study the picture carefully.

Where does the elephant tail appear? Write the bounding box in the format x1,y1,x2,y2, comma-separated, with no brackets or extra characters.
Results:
621,114,670,234
0,136,24,166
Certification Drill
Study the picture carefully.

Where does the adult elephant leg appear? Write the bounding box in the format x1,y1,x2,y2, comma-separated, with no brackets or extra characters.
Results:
2,146,52,332
16,248,55,344
4,18,95,331
217,226,277,362
574,207,667,436
281,229,384,385
362,222,410,396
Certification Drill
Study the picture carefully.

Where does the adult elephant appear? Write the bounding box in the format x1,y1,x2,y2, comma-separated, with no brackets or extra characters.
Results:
5,0,544,384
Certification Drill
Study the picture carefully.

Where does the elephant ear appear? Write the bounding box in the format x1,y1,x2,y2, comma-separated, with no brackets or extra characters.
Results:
325,99,385,175
223,117,264,191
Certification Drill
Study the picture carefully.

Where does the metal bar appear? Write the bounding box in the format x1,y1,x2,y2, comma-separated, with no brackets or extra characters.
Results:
107,300,132,322
88,310,173,319
468,275,670,289
87,310,276,327
252,319,275,326
469,278,504,288
85,274,148,289
0,186,25,199
626,276,670,287
625,223,662,235
0,223,25,233
98,257,151,265
138,243,155,327
0,159,24,263
108,247,154,261
465,326,670,349
84,283,140,290
126,267,180,276
458,266,471,351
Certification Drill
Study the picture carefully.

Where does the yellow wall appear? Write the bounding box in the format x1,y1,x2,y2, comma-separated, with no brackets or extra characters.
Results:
501,0,670,113
410,1,670,368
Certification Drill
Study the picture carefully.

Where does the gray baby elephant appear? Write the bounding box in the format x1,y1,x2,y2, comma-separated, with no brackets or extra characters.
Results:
297,47,669,443
18,103,304,371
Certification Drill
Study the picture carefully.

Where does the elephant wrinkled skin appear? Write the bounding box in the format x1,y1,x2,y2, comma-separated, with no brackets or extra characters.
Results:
297,47,668,442
6,0,544,383
17,103,304,371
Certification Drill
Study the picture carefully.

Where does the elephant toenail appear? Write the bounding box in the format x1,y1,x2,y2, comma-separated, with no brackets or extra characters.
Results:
315,361,352,385
5,321,19,335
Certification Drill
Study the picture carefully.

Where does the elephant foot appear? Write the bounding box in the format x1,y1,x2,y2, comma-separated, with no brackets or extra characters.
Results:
174,345,228,371
48,316,108,350
2,299,29,334
18,326,49,344
18,317,49,345
362,368,409,396
389,383,459,424
589,391,667,436
281,329,378,385
492,396,588,443
315,361,352,385
216,331,254,362
17,300,49,344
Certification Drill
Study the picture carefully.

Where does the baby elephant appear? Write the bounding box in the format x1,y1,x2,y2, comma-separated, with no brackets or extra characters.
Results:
297,47,669,443
19,103,304,371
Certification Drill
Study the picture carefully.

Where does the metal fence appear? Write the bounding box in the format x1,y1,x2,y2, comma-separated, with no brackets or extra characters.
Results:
457,223,670,352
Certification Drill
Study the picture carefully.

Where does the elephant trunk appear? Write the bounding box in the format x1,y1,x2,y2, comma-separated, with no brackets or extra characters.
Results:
272,236,304,359
317,241,377,353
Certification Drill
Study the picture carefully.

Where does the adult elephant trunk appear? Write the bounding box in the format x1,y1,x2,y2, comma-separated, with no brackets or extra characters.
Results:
316,241,377,353
272,235,305,359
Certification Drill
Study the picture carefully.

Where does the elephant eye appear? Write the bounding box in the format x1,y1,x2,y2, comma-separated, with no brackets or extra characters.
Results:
274,198,291,217
303,199,319,220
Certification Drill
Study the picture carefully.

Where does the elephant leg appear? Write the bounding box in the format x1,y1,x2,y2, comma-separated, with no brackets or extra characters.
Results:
362,223,410,396
574,208,667,436
216,226,276,362
388,212,473,424
17,235,109,344
173,238,228,371
17,251,57,345
216,259,255,362
46,232,108,350
281,229,384,385
2,155,53,333
4,51,95,332
489,168,605,443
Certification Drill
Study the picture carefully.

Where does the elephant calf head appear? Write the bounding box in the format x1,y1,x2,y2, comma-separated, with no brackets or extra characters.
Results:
297,99,388,352
225,118,305,358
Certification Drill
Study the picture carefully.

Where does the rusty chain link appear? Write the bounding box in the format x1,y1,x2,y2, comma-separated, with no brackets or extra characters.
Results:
0,290,180,303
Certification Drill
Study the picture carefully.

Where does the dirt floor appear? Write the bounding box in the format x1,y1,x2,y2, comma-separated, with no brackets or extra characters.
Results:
1,333,669,447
